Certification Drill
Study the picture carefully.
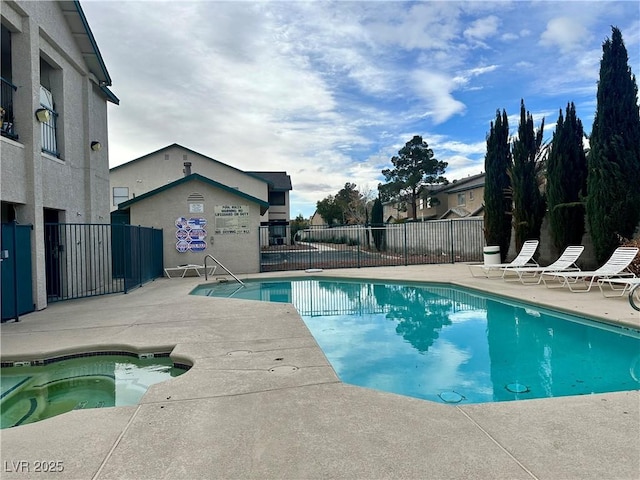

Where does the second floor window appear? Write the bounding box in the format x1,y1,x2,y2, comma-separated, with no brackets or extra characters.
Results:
113,187,129,207
39,86,58,156
269,191,286,206
457,193,466,206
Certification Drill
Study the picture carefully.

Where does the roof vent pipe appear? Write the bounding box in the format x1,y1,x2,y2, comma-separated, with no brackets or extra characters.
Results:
183,162,192,176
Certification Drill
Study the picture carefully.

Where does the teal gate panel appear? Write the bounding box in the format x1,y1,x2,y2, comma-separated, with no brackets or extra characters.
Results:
1,222,34,321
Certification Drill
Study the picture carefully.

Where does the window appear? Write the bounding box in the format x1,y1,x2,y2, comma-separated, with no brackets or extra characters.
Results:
1,24,17,140
419,198,424,210
457,193,466,206
469,191,474,201
113,187,129,206
40,59,59,156
269,191,286,206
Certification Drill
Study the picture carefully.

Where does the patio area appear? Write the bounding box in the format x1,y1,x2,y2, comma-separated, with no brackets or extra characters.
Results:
1,264,638,479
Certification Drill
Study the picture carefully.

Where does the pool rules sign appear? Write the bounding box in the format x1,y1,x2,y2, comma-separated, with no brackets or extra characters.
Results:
175,216,208,253
214,205,250,234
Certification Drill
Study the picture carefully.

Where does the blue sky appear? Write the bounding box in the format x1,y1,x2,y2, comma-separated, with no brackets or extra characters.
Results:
82,1,640,219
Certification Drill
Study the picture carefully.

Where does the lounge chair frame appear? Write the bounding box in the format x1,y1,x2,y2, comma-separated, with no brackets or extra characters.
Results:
541,247,638,292
508,245,584,284
597,277,640,297
164,264,217,278
468,240,539,278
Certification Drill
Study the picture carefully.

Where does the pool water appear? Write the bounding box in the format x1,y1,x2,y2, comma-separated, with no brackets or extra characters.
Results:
192,278,640,404
1,355,187,428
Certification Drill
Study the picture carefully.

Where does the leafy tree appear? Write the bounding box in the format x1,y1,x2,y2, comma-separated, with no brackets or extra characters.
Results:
370,197,385,251
315,196,342,226
335,182,367,225
290,214,309,243
509,99,546,252
546,103,588,254
587,27,640,263
379,135,447,220
316,183,372,226
483,109,512,262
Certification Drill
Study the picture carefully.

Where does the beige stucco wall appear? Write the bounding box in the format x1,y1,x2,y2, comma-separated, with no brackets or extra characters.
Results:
446,185,484,214
110,145,269,212
1,0,112,309
127,179,262,274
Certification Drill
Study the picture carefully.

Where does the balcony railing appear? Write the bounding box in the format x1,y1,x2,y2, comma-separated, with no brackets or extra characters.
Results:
1,76,18,140
39,105,59,157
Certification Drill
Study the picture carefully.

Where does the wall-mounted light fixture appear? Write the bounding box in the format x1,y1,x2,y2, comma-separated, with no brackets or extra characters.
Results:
91,141,102,151
35,108,50,123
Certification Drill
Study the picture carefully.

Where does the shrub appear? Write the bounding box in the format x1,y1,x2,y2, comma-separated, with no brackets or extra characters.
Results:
620,236,640,276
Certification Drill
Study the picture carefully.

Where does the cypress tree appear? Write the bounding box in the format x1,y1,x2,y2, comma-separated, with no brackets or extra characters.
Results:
587,27,640,263
509,99,546,253
546,103,588,254
483,109,512,262
370,197,385,251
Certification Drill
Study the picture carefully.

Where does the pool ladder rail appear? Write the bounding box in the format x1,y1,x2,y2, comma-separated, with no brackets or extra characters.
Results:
203,254,245,286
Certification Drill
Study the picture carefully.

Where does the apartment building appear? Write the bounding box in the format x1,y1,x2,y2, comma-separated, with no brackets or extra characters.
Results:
1,0,117,312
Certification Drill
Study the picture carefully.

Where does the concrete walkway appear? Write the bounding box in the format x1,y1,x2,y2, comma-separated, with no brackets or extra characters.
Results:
1,264,638,479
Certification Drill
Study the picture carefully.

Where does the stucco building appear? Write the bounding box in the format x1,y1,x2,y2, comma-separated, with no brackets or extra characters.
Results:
117,174,268,274
109,144,292,273
383,173,485,222
1,0,117,311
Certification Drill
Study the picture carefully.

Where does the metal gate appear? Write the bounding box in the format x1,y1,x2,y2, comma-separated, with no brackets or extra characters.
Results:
1,222,34,322
45,223,164,302
260,218,484,272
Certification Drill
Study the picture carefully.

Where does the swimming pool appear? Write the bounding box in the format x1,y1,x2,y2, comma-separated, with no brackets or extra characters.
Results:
1,354,188,428
191,278,640,404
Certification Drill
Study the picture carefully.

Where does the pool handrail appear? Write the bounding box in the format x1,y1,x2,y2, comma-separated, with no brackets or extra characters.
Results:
203,254,245,285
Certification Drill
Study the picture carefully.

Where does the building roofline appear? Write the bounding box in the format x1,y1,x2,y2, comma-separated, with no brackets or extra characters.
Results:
117,173,270,214
109,144,270,185
59,1,118,103
428,172,485,195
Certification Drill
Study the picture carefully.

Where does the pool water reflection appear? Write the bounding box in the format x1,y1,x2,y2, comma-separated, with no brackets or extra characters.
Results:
192,278,640,404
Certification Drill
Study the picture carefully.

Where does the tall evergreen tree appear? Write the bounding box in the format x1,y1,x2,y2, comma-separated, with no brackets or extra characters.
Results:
509,99,546,252
587,27,640,263
483,109,512,262
379,135,447,220
546,103,588,254
370,197,385,251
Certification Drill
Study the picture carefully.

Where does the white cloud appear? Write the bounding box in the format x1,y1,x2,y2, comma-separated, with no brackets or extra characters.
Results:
80,0,640,218
411,71,467,124
539,17,591,53
464,15,501,41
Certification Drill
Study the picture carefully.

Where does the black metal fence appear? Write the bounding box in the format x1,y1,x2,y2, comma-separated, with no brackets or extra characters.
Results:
260,218,484,272
45,223,163,302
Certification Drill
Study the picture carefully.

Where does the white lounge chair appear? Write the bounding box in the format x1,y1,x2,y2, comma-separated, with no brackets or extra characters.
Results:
164,264,217,278
541,246,638,292
597,277,640,297
469,240,539,278
509,245,584,284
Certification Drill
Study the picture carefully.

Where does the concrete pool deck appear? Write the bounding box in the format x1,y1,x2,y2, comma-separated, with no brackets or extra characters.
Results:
1,264,639,479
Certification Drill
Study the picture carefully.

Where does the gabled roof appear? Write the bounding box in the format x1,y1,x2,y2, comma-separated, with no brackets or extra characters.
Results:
440,207,471,219
109,144,269,185
439,205,484,219
428,172,485,196
117,173,269,215
246,171,292,191
59,1,119,104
